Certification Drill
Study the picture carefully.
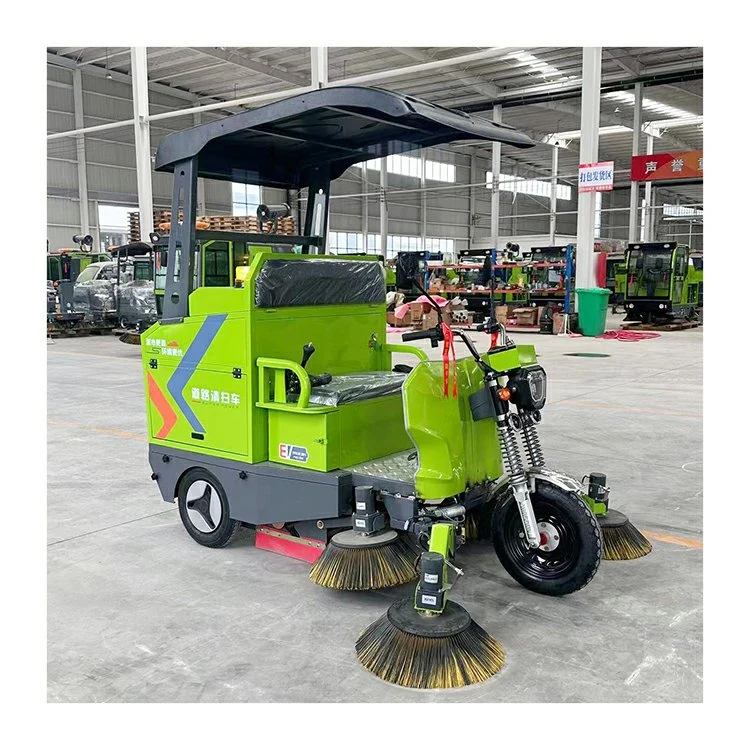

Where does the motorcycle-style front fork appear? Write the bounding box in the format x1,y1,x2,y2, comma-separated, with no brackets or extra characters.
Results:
494,396,544,548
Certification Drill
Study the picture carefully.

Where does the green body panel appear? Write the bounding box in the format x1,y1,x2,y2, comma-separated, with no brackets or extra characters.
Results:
429,522,455,560
143,315,251,461
143,253,406,470
266,395,411,471
402,359,502,501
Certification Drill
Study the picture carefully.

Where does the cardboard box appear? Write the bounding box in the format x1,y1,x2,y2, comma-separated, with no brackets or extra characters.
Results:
513,307,538,327
552,312,566,335
408,301,425,324
494,304,509,323
420,307,453,330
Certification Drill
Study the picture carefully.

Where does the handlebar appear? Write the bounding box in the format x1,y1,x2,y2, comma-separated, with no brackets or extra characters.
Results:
401,329,438,342
401,324,505,373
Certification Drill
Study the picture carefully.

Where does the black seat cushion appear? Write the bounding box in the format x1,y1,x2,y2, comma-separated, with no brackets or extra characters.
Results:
302,371,407,406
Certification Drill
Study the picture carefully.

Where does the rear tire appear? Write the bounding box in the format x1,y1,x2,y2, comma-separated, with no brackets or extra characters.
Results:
177,468,240,548
491,482,601,596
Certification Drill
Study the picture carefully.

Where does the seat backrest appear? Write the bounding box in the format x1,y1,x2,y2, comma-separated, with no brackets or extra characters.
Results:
254,259,385,308
250,256,389,378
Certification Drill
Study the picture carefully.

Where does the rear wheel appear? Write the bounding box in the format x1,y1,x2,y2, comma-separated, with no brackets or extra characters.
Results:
177,468,241,548
491,482,601,596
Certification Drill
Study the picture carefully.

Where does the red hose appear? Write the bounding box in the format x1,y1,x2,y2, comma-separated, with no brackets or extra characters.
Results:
596,330,661,341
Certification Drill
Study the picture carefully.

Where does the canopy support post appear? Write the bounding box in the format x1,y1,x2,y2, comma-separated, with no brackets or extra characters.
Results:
303,166,331,254
162,158,198,323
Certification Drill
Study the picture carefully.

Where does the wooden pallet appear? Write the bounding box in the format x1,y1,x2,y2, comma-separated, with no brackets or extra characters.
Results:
127,211,297,240
621,320,702,331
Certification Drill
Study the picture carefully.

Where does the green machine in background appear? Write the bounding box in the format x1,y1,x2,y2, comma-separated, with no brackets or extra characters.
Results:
605,253,627,313
47,234,109,283
623,241,703,323
141,86,650,690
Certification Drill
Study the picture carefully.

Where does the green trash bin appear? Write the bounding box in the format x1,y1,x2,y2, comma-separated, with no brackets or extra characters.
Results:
575,288,612,336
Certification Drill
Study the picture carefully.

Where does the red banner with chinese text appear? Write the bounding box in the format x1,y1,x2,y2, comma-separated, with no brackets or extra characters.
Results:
631,150,703,181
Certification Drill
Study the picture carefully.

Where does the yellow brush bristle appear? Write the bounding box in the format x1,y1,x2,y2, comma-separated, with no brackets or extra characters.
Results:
356,613,505,689
463,511,480,543
309,536,419,590
602,522,653,560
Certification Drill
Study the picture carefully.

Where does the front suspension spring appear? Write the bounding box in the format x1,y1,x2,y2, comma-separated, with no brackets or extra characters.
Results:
520,416,545,467
498,419,525,481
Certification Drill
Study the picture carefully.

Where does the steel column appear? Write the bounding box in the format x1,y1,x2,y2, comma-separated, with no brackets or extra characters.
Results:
628,82,643,243
642,133,655,241
490,105,502,252
311,47,328,87
380,159,388,255
193,107,206,216
72,69,91,237
130,47,154,238
420,152,427,250
549,144,559,245
362,167,369,248
574,47,602,291
469,151,477,248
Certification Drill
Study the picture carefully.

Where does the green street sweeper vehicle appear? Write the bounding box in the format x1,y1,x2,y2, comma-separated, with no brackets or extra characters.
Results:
623,241,703,324
142,86,650,689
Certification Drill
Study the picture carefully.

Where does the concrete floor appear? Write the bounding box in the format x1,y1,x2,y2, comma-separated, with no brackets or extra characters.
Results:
47,315,703,702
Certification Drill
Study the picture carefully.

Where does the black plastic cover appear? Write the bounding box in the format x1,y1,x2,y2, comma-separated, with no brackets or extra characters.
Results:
155,86,535,188
304,371,407,406
255,259,385,308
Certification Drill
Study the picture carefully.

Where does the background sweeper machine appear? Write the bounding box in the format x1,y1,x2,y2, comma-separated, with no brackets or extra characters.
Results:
142,86,650,690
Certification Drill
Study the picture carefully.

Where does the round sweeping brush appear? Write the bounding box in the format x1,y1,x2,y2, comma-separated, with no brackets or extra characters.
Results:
309,529,419,590
356,598,505,689
118,331,142,345
599,509,652,560
463,496,498,543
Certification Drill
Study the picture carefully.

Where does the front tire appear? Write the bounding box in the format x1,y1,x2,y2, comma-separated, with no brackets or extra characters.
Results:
491,482,601,596
177,468,241,548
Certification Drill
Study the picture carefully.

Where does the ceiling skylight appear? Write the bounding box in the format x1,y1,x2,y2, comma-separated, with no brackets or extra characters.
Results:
504,50,577,83
603,91,697,120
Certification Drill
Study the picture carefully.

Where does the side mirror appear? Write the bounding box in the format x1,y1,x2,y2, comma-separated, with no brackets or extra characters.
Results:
396,252,421,289
149,232,161,245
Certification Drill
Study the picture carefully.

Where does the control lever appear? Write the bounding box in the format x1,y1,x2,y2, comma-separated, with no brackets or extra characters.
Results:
287,342,332,394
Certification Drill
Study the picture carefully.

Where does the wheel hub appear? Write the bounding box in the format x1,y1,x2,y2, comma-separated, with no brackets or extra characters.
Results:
536,521,560,552
185,480,223,533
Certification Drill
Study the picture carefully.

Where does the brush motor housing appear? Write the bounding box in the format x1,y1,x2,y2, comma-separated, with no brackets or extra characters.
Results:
587,472,609,511
352,485,386,534
415,551,446,613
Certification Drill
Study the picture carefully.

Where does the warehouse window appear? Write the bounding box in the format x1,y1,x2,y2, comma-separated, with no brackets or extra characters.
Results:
360,155,456,183
485,171,571,201
97,204,131,252
424,238,455,254
663,203,703,218
328,231,365,252
232,183,262,216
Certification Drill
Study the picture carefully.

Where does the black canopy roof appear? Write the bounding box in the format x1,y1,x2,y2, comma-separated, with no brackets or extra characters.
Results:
155,86,535,189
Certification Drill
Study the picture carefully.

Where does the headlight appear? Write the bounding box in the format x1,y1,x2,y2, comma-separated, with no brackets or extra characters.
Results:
506,365,547,410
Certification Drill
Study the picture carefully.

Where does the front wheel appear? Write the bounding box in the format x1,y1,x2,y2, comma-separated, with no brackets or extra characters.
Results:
491,482,601,596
